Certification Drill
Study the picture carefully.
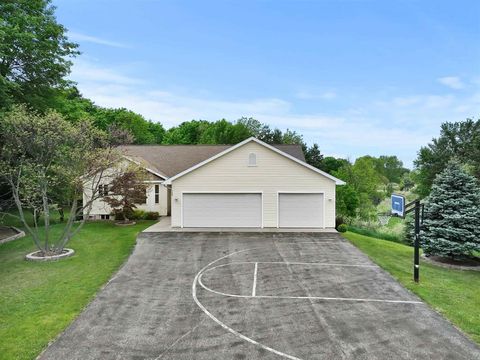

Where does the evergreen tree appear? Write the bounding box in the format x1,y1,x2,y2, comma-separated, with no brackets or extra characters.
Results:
421,162,480,258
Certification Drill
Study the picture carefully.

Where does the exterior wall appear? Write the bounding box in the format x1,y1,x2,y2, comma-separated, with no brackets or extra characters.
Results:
170,141,337,228
83,161,168,219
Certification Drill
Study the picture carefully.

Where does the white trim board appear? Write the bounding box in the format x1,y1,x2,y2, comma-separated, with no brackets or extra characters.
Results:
164,137,346,185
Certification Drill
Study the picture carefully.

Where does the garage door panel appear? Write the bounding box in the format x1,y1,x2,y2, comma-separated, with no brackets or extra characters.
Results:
279,193,324,228
183,193,262,227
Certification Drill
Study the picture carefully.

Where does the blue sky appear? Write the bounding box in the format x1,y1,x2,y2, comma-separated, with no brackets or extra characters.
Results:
55,0,480,167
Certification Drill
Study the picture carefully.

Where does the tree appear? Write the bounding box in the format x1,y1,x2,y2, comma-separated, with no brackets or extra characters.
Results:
0,0,79,110
414,119,480,197
94,108,165,144
304,144,324,169
375,155,409,184
320,156,349,174
336,184,360,219
103,166,148,223
420,162,480,259
333,157,384,220
0,106,123,255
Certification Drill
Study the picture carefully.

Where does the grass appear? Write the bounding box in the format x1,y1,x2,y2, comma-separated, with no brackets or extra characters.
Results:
347,224,404,243
0,208,70,228
0,220,154,360
343,231,480,344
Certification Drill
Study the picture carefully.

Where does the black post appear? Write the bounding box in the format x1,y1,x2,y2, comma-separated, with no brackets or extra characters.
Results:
414,200,420,283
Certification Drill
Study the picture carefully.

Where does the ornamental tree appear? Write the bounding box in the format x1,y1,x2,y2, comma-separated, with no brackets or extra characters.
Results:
421,161,480,258
0,106,125,255
103,166,148,223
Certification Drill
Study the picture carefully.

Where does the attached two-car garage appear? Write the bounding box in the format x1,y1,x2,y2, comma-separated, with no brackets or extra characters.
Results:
182,192,324,228
166,138,344,229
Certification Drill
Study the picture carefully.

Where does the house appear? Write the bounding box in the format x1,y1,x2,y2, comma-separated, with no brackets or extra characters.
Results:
85,137,345,228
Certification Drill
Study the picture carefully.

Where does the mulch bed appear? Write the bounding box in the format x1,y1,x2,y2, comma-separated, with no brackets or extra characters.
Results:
0,226,17,241
422,254,480,271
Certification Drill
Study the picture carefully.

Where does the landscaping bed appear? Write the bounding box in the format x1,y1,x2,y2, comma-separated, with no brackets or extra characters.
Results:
0,220,154,360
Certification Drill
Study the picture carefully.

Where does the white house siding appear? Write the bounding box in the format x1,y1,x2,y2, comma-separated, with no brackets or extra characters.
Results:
170,141,337,228
83,161,168,219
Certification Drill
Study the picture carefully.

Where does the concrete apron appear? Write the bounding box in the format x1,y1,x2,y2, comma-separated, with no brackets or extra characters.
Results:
143,216,337,233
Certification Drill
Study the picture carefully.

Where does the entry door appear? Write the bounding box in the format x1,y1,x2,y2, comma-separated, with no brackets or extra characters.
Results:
278,193,324,228
182,193,262,227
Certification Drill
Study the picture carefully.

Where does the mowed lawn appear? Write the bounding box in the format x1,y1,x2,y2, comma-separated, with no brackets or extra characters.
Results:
343,232,480,344
0,221,154,360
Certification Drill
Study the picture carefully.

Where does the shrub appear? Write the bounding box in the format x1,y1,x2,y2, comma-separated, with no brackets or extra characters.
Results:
145,211,159,220
131,209,146,220
337,224,348,233
335,217,345,229
112,209,125,221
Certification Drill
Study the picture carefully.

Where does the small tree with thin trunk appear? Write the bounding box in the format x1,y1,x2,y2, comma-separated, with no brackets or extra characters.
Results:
421,161,480,259
0,105,129,256
103,166,148,224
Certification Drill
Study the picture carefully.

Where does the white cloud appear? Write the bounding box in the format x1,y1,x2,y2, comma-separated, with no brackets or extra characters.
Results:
295,90,337,100
69,31,129,48
437,76,464,90
71,60,142,85
70,60,478,167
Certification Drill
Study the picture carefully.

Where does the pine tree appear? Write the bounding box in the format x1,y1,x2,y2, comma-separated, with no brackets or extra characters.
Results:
421,162,480,258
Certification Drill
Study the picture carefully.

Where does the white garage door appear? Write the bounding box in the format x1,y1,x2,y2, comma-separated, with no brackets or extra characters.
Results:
278,193,324,228
182,193,262,227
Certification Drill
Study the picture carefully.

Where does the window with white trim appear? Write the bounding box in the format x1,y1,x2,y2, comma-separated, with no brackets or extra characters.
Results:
248,153,257,166
154,184,160,204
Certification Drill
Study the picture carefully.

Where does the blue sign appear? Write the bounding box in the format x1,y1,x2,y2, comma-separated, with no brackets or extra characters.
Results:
391,194,405,217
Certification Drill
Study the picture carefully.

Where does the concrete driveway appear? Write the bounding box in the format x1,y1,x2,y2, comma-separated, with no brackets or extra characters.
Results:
39,232,479,360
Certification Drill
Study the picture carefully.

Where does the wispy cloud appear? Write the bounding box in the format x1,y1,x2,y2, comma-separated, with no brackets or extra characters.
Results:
69,31,130,48
69,60,479,167
437,76,464,90
295,90,337,100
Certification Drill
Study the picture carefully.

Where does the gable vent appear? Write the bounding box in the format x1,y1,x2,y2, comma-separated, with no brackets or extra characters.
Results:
248,153,257,166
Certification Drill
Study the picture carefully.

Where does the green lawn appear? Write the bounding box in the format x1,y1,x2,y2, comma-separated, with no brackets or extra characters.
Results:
343,231,480,344
0,221,154,360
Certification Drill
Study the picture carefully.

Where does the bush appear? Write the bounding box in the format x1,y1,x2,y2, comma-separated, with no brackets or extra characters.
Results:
112,209,125,221
131,209,146,220
337,224,348,233
335,217,345,229
145,211,159,220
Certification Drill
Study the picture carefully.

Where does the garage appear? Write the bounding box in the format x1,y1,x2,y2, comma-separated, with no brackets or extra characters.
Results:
182,193,262,228
278,193,324,228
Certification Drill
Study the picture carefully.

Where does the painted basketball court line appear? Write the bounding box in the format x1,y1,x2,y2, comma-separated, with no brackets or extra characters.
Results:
192,245,424,360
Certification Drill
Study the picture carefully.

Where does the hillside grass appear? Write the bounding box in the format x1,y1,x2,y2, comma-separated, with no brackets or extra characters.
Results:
343,231,480,344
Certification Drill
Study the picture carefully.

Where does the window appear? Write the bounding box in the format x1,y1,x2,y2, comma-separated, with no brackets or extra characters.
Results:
98,184,109,197
155,184,160,204
248,153,257,166
100,214,110,220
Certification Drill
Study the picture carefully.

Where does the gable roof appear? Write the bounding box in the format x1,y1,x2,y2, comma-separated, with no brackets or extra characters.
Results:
163,137,346,185
119,143,305,179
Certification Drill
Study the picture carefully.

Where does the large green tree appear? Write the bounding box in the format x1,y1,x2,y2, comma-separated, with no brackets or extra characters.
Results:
93,108,165,144
333,156,384,220
421,162,480,258
0,0,79,110
375,155,409,184
414,118,480,197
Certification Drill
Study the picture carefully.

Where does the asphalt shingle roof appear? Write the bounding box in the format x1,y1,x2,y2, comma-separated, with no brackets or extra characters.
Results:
119,143,305,178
